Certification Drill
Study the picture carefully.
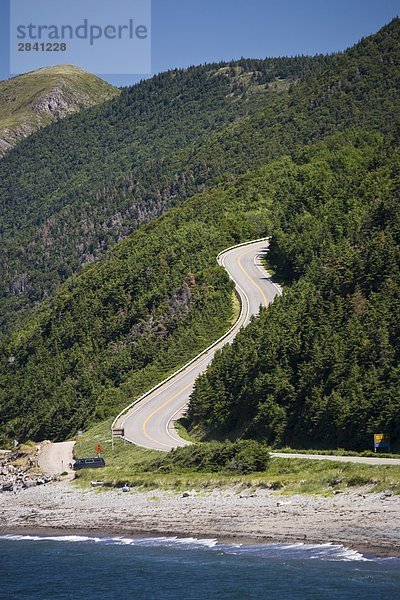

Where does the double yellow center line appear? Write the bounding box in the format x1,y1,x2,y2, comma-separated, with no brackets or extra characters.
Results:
142,380,195,448
237,249,269,307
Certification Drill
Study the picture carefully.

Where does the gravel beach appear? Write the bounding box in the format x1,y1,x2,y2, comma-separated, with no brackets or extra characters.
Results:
1,482,399,557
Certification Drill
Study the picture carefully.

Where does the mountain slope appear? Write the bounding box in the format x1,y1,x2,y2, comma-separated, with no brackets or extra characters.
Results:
0,65,119,156
187,133,400,451
1,20,399,338
184,17,400,181
1,131,399,449
0,55,325,334
0,164,273,442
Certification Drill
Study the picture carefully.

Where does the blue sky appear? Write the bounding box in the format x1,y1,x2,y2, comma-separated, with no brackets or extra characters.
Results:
1,0,398,86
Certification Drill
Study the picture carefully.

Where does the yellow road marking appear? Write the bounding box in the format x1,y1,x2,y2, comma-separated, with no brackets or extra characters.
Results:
237,249,269,307
142,380,196,447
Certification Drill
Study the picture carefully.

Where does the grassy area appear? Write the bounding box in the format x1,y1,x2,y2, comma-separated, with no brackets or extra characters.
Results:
4,441,43,475
0,65,119,155
74,420,159,480
173,418,195,443
10,441,36,467
74,421,400,495
0,65,118,124
230,291,241,324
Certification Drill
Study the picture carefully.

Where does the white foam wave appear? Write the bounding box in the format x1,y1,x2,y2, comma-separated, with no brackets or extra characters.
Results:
0,534,218,549
115,536,218,548
1,534,103,543
221,542,370,562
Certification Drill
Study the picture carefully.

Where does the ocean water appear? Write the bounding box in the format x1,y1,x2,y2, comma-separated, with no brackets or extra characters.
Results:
1,535,399,599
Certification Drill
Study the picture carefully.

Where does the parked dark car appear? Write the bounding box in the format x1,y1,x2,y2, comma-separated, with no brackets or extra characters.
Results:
73,457,106,470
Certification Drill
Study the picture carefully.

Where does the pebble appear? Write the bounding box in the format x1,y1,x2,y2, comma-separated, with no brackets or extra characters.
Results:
1,451,55,494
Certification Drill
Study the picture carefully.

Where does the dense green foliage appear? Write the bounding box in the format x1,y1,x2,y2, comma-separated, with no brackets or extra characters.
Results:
0,171,272,443
0,56,318,334
1,19,399,335
153,440,271,474
179,18,400,182
188,133,400,451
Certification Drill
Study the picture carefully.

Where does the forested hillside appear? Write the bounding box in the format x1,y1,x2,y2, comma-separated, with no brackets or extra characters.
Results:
0,55,320,335
187,18,400,178
1,131,399,447
0,164,274,443
1,18,399,337
188,133,400,451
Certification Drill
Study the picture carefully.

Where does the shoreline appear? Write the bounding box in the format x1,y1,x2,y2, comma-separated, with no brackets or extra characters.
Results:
1,482,399,559
1,525,399,559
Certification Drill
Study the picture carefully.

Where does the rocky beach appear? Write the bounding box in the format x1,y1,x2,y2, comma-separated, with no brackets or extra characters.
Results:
0,447,56,493
1,481,399,558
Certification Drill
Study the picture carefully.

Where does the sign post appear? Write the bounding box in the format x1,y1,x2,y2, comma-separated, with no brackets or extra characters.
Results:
111,428,125,452
374,433,390,453
95,444,104,456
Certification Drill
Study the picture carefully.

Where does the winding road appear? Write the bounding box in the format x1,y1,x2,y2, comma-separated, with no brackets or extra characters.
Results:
112,239,282,451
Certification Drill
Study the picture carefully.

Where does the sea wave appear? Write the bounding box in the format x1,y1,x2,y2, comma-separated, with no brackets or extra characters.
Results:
221,542,370,562
1,534,218,549
0,534,377,561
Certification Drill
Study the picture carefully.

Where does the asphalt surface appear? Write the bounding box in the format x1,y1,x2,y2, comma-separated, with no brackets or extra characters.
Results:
271,452,400,466
116,239,281,451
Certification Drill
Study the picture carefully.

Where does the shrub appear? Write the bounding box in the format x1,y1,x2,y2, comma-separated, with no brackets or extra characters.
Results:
153,440,270,474
347,475,372,487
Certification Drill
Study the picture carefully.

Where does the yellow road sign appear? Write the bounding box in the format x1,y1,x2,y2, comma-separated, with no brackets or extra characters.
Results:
374,433,390,450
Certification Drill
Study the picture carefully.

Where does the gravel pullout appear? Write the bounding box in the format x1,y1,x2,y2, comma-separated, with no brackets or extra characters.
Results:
38,442,75,477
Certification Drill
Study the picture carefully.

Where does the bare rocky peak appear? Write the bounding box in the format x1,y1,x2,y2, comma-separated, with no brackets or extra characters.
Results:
0,66,118,157
33,79,98,118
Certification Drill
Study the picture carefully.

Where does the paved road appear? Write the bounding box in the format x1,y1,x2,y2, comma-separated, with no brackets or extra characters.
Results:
271,452,400,466
38,441,75,475
114,239,281,451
